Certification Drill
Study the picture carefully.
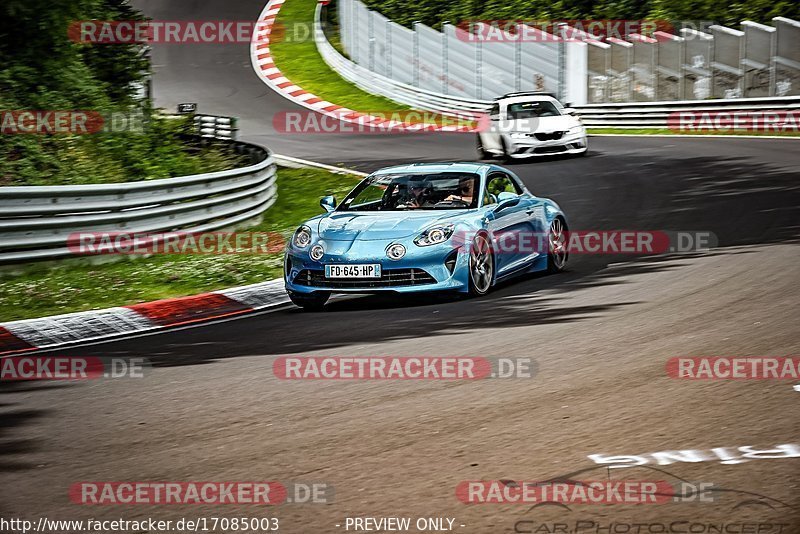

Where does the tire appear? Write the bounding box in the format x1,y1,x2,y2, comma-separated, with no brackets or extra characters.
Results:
468,233,494,296
547,217,568,273
500,137,513,163
476,134,491,160
288,290,330,311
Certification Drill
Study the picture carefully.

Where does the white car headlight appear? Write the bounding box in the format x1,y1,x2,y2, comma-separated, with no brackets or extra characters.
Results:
386,243,406,260
310,244,324,261
567,125,584,135
293,225,312,248
509,132,528,139
414,224,454,247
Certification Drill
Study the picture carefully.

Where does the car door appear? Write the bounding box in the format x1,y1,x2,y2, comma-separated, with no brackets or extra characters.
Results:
483,171,539,275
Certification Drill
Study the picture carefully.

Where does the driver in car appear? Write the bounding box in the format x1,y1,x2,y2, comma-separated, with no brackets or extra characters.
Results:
396,180,430,209
444,176,475,205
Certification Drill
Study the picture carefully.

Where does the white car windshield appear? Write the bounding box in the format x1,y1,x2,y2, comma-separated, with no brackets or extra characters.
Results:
339,172,480,211
507,101,561,119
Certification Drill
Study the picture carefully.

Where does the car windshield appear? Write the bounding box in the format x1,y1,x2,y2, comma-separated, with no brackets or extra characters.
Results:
339,172,480,211
507,100,561,119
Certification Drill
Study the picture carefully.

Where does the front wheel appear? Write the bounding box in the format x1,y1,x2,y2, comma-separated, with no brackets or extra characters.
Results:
476,134,492,160
468,234,494,296
500,137,513,163
288,290,330,311
547,218,568,273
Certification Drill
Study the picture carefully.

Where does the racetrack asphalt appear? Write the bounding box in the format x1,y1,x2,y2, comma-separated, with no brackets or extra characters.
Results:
1,0,798,530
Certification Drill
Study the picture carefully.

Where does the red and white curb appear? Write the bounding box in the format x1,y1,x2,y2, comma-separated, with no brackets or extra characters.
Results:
249,0,478,133
0,280,288,356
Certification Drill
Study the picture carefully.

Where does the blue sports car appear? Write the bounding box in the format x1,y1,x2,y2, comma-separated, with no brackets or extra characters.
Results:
284,162,568,310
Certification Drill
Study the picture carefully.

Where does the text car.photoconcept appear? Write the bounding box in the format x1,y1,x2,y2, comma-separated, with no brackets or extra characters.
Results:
284,162,568,310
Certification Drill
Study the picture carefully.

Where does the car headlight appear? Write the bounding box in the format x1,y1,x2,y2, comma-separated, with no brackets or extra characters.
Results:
414,224,454,247
509,132,528,139
386,243,406,260
293,225,312,248
567,125,584,135
310,244,324,261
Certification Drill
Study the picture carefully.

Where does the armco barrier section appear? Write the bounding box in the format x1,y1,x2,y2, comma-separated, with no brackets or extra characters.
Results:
335,0,799,104
573,96,800,127
0,141,276,264
316,3,800,127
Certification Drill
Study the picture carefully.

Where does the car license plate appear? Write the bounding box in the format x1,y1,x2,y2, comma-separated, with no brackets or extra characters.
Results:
325,264,381,278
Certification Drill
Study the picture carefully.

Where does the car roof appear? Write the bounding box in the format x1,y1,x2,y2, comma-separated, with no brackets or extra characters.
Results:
498,95,561,106
370,162,491,176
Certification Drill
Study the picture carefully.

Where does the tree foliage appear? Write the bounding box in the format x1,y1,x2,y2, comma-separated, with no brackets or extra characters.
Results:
360,0,800,29
0,0,244,186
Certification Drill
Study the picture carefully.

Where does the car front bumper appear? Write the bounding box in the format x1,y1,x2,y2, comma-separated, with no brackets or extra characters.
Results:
284,238,471,294
505,132,588,158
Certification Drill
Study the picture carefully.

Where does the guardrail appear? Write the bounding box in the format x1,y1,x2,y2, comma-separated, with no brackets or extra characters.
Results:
0,140,276,264
574,96,800,127
316,3,800,128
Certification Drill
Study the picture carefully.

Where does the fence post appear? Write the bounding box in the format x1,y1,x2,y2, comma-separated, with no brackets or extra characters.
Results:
413,21,420,87
515,32,522,91
476,37,483,99
442,21,449,94
386,19,393,80
368,9,375,72
557,23,567,101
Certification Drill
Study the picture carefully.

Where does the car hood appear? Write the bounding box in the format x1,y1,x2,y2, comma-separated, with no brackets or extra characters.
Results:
317,211,463,241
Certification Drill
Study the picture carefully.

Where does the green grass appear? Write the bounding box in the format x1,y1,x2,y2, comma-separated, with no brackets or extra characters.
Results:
270,0,409,113
0,167,359,322
587,127,800,137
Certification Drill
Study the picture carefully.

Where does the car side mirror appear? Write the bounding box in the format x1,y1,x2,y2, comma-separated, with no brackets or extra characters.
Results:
320,195,336,213
563,107,576,115
493,192,520,212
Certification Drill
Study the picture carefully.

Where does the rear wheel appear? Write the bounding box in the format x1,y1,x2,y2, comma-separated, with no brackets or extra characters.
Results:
468,234,494,296
288,290,330,311
547,218,568,273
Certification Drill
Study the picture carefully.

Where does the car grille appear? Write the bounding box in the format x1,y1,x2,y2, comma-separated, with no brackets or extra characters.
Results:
293,268,437,288
534,131,564,141
533,145,568,154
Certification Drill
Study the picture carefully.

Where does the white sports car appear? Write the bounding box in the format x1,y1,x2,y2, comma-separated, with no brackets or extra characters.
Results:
477,92,588,160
